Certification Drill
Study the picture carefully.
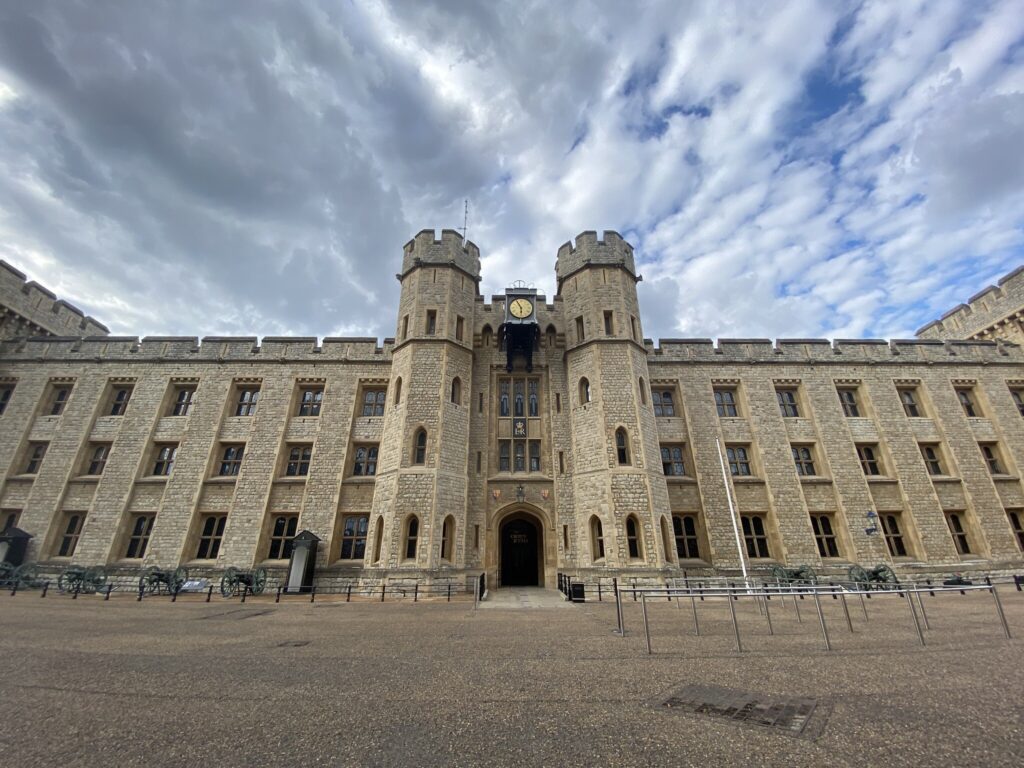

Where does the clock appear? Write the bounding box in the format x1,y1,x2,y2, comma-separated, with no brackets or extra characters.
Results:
509,298,534,319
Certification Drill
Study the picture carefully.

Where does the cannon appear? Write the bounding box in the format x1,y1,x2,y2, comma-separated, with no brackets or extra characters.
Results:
848,563,898,588
138,566,189,595
0,561,43,590
220,566,268,598
768,564,817,585
57,565,108,594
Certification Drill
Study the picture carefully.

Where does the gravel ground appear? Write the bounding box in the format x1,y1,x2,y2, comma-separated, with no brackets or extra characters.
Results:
1,587,1022,767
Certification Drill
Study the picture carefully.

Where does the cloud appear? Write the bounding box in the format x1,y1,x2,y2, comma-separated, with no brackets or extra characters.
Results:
0,0,1021,344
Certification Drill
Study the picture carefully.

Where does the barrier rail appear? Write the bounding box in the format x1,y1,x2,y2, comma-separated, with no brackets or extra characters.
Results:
607,582,1014,654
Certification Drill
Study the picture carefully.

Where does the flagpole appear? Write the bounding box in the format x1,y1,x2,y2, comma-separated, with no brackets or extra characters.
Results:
716,437,749,586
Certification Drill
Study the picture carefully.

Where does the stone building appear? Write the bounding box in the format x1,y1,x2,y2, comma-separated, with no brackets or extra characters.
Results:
1,231,1023,591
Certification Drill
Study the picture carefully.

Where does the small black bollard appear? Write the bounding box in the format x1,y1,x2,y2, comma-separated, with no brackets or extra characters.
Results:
414,583,419,602
346,584,352,602
136,582,143,601
927,579,934,597
10,581,17,597
598,582,603,602
447,584,452,602
830,581,838,599
105,584,113,601
310,586,315,604
381,583,386,602
275,586,282,603
74,582,81,600
41,581,49,598
171,585,179,603
1015,575,1023,592
206,584,213,602
240,585,249,603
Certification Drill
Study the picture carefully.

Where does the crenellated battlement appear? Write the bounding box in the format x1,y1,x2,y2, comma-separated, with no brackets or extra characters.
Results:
0,259,109,340
644,336,1020,364
916,265,1024,341
401,229,481,279
555,230,637,286
0,334,394,363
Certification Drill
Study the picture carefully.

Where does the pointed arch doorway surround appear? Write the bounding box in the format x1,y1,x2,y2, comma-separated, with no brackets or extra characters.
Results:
498,510,544,587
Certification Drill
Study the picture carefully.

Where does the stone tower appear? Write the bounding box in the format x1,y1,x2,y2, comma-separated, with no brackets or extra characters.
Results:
368,230,480,574
556,231,672,571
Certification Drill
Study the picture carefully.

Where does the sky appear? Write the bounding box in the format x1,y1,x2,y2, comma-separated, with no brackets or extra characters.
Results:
0,0,1022,343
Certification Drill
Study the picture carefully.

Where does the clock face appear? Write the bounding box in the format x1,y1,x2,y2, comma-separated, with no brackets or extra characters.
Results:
509,298,534,319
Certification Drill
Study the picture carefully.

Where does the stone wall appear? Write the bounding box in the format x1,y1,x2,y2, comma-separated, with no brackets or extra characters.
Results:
0,260,109,340
916,265,1024,343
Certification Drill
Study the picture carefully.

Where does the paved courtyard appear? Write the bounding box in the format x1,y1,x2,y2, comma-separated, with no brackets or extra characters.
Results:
1,586,1022,767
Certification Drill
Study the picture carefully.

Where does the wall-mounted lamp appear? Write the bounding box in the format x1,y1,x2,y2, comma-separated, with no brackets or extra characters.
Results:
864,510,879,536
516,484,525,502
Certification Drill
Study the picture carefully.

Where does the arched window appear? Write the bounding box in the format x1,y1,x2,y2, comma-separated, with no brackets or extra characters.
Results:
404,516,419,559
528,380,538,417
579,377,591,404
413,429,427,465
616,428,630,465
660,516,673,561
372,516,384,563
639,378,647,405
590,516,605,561
499,380,510,417
451,377,461,405
481,325,493,347
546,324,557,348
441,515,455,561
394,377,402,406
626,515,643,559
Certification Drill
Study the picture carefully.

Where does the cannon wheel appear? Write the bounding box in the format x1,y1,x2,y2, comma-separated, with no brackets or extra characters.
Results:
14,563,41,589
220,567,239,598
769,564,789,584
251,567,268,595
139,566,160,594
0,561,14,587
848,564,869,586
796,564,817,584
85,566,107,594
874,564,898,585
171,566,189,593
57,570,75,593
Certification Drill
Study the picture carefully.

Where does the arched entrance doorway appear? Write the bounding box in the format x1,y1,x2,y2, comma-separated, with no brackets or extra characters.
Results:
499,513,542,587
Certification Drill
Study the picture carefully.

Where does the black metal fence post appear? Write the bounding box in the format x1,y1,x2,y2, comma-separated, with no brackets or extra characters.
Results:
41,581,49,598
105,584,113,601
206,584,213,602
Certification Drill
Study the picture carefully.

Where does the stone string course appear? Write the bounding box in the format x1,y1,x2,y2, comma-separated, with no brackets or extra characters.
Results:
1,231,1023,592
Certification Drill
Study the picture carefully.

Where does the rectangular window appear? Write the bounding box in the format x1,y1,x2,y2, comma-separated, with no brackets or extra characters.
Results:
857,444,882,476
455,315,465,341
837,388,860,417
479,392,484,414
352,444,379,476
810,514,840,558
401,315,409,340
1007,509,1024,551
1011,388,1024,417
170,384,197,416
475,524,480,550
125,514,155,559
217,444,245,476
726,445,751,476
268,514,299,559
56,512,85,557
555,393,561,413
603,310,614,335
296,386,324,417
661,445,687,476
234,385,260,416
673,514,701,559
361,387,387,416
562,525,569,551
49,384,72,416
776,388,800,417
881,513,908,557
575,316,585,342
285,445,312,477
630,316,639,341
919,443,946,476
652,389,676,417
558,451,565,474
945,512,972,555
514,442,525,472
476,451,482,474
741,514,770,558
0,383,14,415
85,443,111,476
107,385,133,416
714,388,738,417
955,387,979,417
339,515,369,560
499,441,510,472
979,443,1005,475
24,442,48,474
426,309,437,335
196,515,227,559
152,444,177,476
792,445,816,476
898,387,921,417
529,441,540,472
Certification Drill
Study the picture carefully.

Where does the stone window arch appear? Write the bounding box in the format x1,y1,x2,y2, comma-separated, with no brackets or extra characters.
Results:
451,377,462,405
616,428,631,465
404,515,420,560
545,324,557,348
579,377,591,405
590,516,605,561
481,325,493,347
660,516,673,562
626,515,643,559
394,377,402,406
372,516,384,563
639,377,647,405
441,515,456,562
412,428,427,465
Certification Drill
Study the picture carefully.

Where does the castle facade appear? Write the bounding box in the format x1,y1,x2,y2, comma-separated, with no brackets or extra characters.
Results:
2,231,1023,590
